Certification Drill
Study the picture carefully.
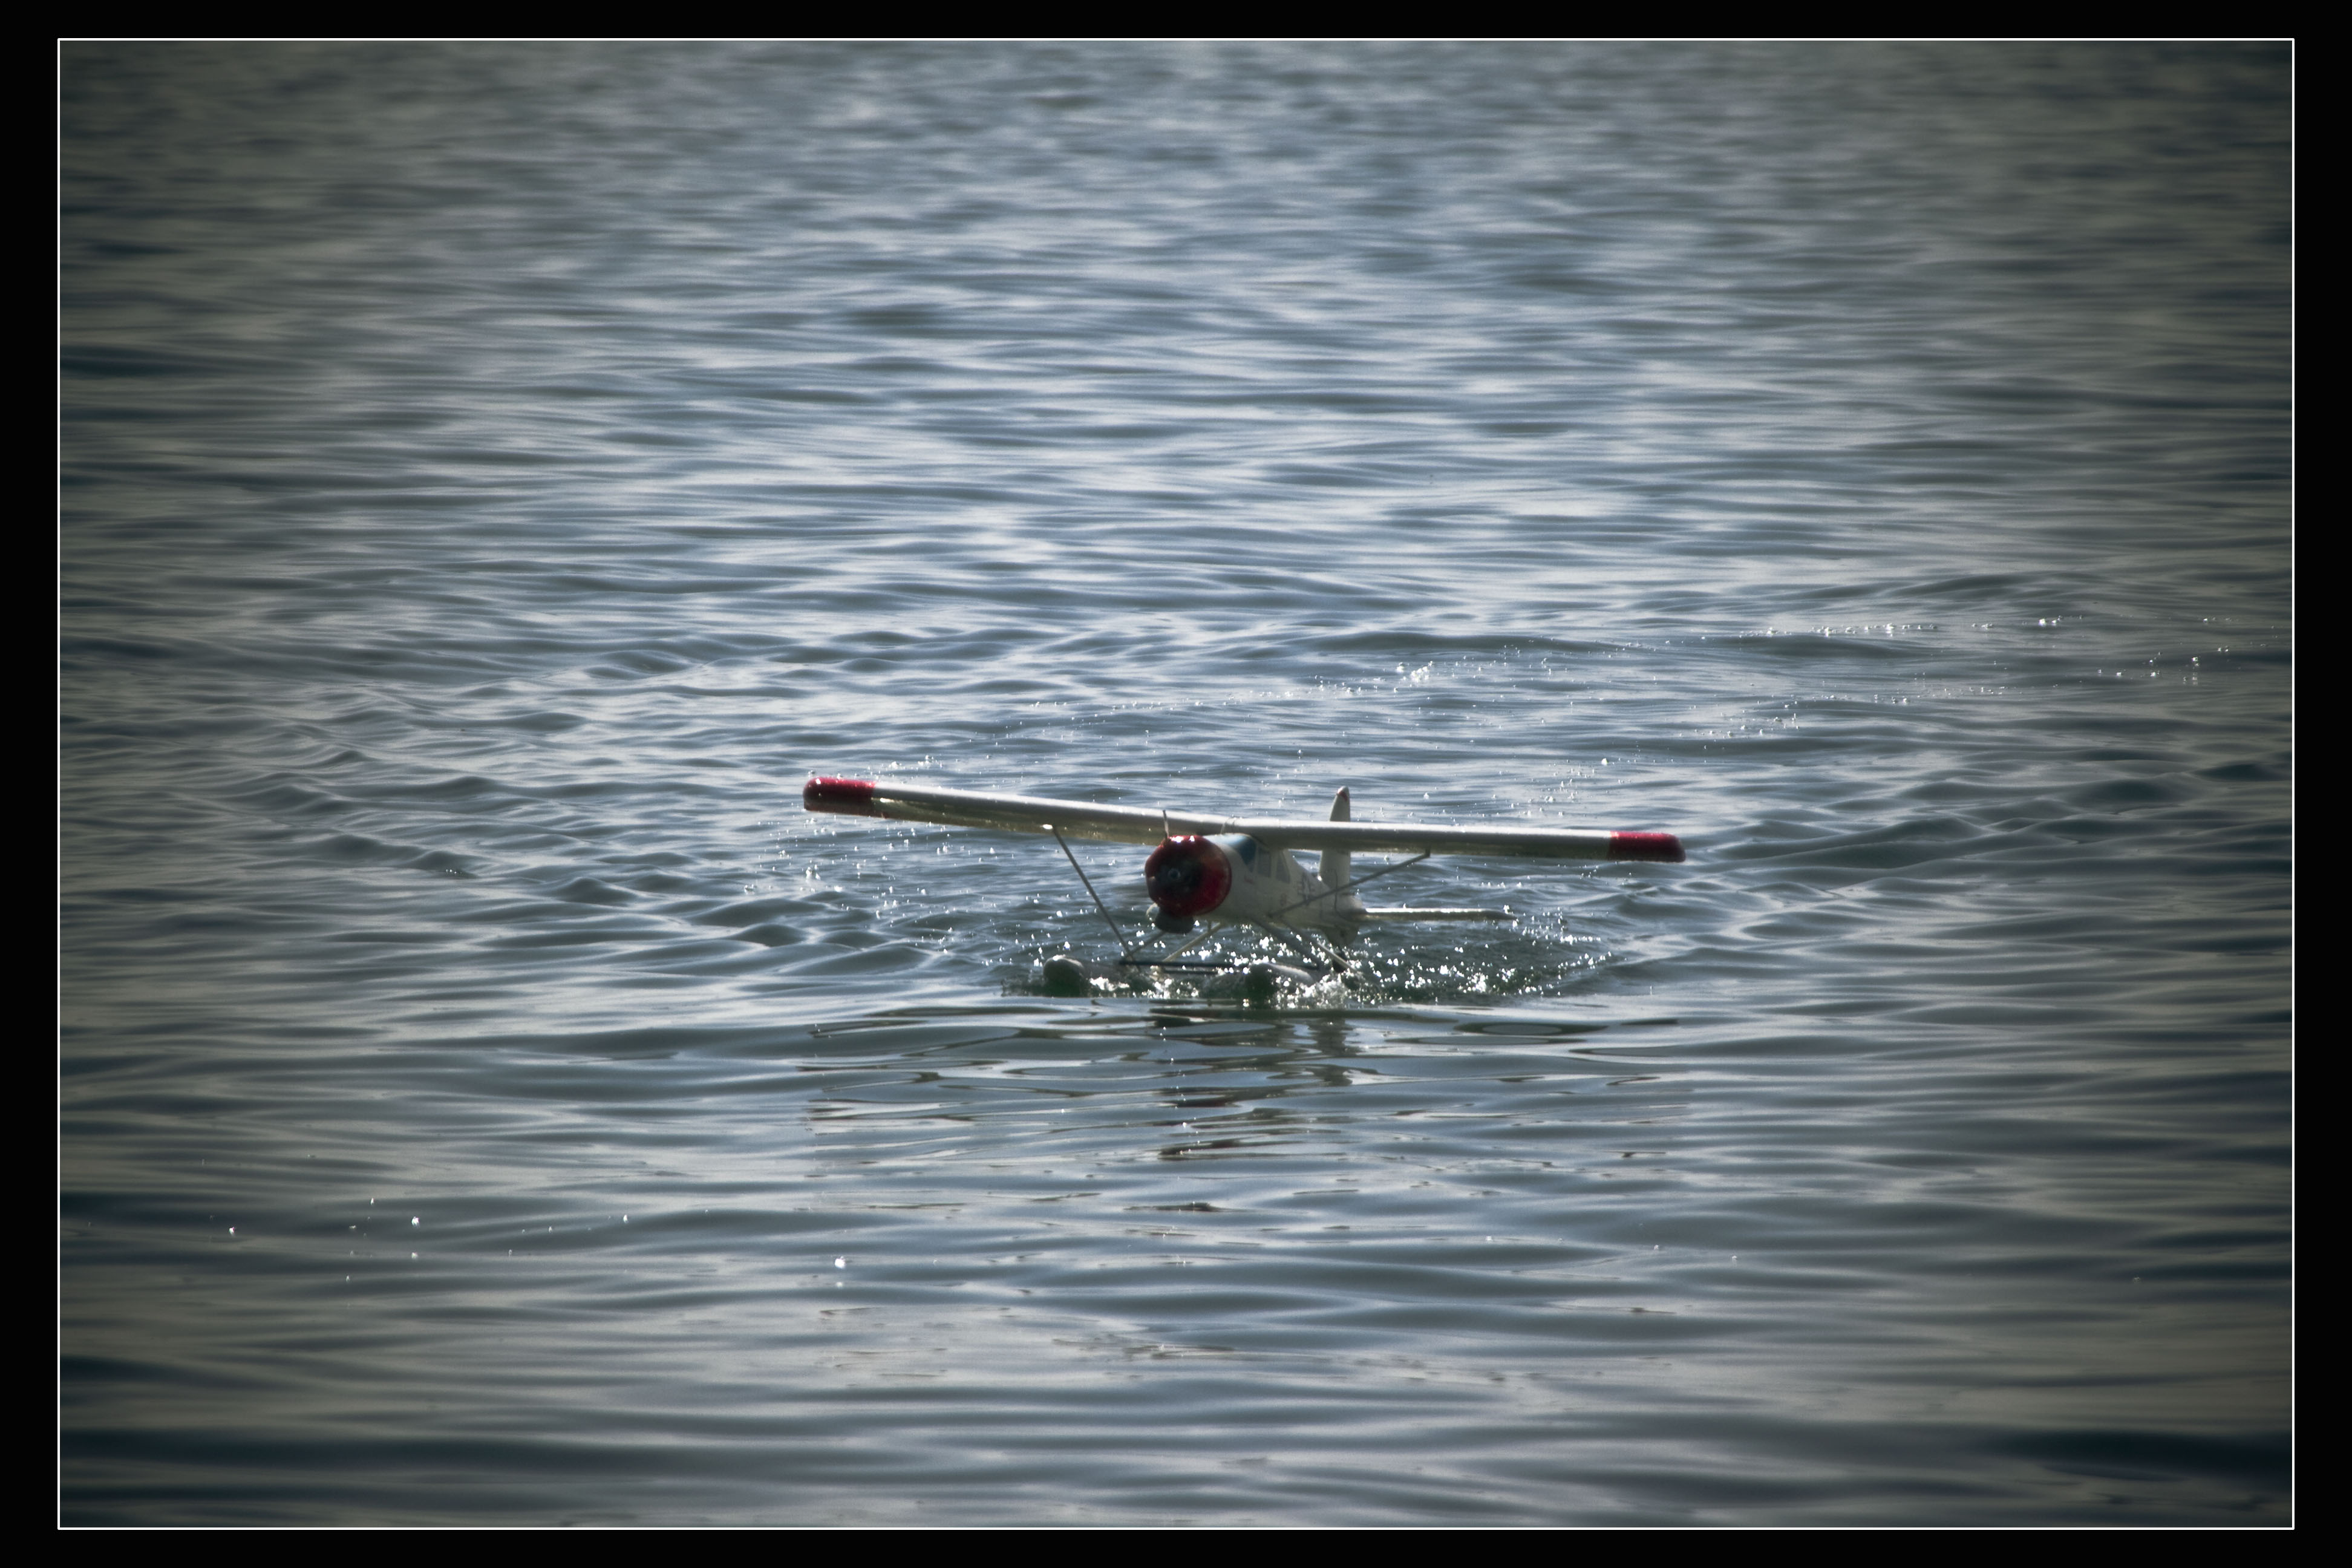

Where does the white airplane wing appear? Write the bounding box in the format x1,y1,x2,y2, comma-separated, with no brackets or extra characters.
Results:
803,777,1684,863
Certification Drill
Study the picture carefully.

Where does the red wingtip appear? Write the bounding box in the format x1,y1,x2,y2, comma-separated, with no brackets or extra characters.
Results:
1609,831,1685,863
804,776,881,815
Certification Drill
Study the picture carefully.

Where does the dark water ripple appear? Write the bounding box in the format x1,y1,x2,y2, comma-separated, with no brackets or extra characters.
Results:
64,43,2287,1524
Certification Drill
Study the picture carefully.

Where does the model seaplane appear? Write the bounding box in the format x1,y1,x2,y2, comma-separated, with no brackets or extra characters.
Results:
804,776,1685,995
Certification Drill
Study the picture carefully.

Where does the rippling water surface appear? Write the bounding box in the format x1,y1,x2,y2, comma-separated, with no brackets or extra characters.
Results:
62,43,2290,1526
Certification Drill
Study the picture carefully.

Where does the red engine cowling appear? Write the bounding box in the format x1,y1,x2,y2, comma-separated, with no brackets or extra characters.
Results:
1143,835,1233,919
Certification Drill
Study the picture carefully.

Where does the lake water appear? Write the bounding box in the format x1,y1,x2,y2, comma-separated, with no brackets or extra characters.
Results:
61,42,2291,1526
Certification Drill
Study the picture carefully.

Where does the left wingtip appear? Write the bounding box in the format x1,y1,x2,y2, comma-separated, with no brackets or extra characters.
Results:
805,776,881,815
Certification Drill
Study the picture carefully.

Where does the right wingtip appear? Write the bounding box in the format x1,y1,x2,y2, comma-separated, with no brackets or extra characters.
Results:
1609,831,1685,864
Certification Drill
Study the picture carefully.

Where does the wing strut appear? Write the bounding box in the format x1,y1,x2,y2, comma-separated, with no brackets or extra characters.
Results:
1048,825,1136,964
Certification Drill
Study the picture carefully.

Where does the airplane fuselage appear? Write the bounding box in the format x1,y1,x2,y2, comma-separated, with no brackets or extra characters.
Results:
1143,833,1365,935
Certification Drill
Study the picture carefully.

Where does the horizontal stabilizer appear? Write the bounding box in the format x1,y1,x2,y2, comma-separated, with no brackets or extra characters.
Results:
804,778,1683,863
1360,907,1517,921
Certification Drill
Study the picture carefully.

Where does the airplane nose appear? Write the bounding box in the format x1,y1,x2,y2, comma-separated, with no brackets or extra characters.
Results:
1144,835,1232,918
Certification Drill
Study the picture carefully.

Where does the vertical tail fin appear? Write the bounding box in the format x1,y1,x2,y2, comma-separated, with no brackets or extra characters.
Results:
1321,786,1351,889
